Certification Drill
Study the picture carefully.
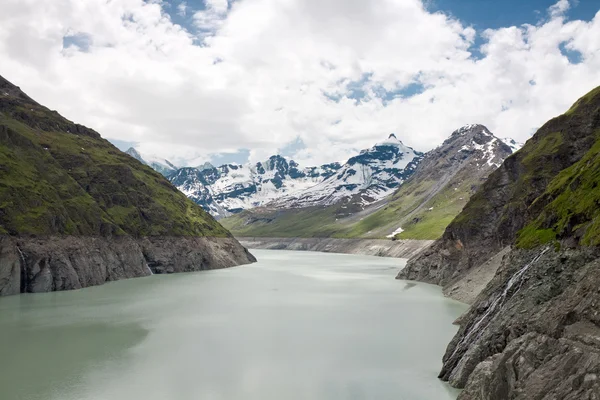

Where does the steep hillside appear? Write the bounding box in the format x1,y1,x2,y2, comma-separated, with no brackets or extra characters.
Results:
0,75,255,296
399,86,600,399
223,125,512,240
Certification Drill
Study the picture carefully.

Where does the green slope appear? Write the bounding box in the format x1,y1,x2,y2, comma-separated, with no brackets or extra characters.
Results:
0,75,229,237
223,177,471,240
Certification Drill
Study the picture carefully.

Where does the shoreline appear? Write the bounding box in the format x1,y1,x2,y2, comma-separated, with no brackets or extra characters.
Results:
237,236,434,260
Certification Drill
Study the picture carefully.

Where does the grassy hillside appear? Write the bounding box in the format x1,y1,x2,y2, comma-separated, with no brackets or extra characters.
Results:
0,75,229,237
516,130,600,248
223,176,472,240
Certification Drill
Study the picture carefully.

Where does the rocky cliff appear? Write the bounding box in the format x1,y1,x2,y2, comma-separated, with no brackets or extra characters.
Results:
0,74,255,296
399,86,600,398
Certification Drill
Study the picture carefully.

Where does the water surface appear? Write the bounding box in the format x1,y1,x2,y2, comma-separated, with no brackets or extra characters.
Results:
0,250,467,400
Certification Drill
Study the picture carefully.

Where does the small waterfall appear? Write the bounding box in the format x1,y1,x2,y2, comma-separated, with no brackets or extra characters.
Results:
448,247,550,378
146,264,154,276
16,246,26,263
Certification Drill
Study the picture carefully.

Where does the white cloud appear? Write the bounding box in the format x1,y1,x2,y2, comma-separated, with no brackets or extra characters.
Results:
177,1,187,17
0,0,599,167
193,0,229,32
549,0,571,18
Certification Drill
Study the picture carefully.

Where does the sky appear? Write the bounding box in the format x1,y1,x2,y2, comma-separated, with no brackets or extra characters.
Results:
1,0,600,167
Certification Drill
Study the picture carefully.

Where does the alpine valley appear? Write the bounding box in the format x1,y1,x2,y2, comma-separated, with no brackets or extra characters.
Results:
223,125,517,241
130,127,521,243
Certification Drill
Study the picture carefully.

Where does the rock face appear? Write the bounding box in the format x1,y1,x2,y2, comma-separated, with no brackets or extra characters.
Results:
399,86,600,399
0,236,255,296
0,74,255,296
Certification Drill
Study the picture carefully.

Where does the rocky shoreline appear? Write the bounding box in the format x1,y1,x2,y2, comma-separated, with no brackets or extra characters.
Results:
237,236,433,259
0,235,256,296
435,247,600,399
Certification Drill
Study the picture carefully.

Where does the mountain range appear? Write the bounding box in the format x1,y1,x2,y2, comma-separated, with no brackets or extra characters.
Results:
127,131,521,229
222,124,516,240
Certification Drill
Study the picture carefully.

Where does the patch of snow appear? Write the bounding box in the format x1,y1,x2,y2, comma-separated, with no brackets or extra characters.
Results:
386,227,404,238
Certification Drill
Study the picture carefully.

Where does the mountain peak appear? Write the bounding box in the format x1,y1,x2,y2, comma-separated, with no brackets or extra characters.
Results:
126,147,142,158
452,124,489,136
500,137,524,153
375,133,405,147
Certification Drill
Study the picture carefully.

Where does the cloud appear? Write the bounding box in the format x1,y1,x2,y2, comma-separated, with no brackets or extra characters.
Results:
549,0,571,18
177,1,187,17
193,0,229,32
0,0,599,167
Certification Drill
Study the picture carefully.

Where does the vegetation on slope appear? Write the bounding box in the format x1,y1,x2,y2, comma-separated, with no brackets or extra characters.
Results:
0,75,229,237
516,129,600,248
223,172,475,241
427,85,600,255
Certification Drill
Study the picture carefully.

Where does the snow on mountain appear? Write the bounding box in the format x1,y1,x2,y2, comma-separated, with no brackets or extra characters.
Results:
125,147,178,177
166,155,341,217
168,168,231,218
196,162,215,171
133,129,508,219
452,125,511,168
269,134,423,209
500,137,524,153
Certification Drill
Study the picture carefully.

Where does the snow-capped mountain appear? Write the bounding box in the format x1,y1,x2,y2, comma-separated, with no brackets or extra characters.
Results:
500,137,524,153
126,147,178,176
168,168,232,218
124,134,421,218
269,134,423,208
164,155,341,218
128,130,509,220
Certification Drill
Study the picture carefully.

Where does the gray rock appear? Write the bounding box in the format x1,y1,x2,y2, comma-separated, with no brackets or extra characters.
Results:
0,235,256,296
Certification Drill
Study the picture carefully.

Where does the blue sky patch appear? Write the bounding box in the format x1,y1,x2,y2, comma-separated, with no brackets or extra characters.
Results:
278,137,307,158
559,42,583,64
62,33,93,52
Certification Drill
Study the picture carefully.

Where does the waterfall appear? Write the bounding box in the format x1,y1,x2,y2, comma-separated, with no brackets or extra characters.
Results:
16,246,26,263
448,247,550,379
146,264,154,276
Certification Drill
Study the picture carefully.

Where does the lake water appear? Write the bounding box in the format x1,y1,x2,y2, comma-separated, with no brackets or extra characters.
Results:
0,249,467,400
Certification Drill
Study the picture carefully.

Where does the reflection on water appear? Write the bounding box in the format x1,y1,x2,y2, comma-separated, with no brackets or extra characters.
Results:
0,249,467,400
